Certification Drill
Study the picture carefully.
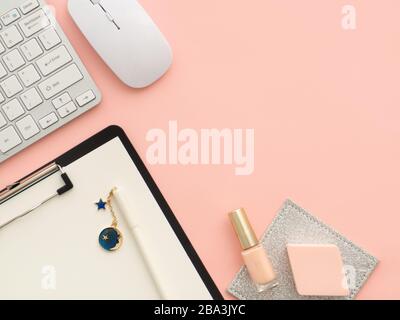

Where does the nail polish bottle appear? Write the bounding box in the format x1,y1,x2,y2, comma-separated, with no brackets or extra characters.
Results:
229,208,277,292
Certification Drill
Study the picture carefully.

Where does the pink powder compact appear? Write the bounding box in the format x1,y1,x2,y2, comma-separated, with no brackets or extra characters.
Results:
287,244,350,297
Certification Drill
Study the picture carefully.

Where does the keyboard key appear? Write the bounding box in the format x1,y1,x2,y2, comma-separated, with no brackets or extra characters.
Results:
20,38,43,61
16,115,39,139
38,64,83,99
39,28,61,50
19,9,50,37
57,101,77,118
20,0,40,15
0,62,7,79
2,99,25,121
0,25,23,48
0,126,22,153
36,46,72,76
1,75,23,98
52,92,71,109
0,1,100,162
39,112,58,129
76,90,96,107
20,87,43,110
1,9,21,26
0,113,6,128
3,49,25,72
18,64,41,86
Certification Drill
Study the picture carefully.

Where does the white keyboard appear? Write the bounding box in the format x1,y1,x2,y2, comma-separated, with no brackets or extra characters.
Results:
0,0,101,163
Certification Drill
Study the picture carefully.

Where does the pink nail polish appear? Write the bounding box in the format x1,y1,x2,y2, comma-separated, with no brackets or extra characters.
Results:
229,208,278,292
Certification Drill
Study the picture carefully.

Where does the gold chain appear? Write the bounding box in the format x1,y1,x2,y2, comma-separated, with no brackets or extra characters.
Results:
106,187,118,228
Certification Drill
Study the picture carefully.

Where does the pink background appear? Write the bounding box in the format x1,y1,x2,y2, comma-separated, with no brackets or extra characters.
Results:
1,0,400,299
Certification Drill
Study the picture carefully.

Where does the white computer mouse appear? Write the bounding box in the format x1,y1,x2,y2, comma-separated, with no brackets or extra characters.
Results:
68,0,172,88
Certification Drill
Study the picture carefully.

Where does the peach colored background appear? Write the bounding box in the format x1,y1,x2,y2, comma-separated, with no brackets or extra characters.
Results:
1,0,400,299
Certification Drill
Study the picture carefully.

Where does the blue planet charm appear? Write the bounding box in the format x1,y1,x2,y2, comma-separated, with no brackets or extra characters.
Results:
96,188,123,252
99,227,123,251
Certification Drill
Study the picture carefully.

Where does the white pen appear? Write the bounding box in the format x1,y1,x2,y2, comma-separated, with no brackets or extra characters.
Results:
112,187,169,300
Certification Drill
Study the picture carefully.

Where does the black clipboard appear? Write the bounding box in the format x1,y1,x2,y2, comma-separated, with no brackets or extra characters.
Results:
0,125,223,300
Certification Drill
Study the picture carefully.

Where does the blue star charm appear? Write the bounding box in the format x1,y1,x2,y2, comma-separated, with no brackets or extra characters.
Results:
95,199,107,210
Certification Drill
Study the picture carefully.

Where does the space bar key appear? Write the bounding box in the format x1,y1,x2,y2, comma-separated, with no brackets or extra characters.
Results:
38,64,83,100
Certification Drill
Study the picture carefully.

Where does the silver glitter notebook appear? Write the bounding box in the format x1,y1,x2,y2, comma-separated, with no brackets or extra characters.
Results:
228,200,378,300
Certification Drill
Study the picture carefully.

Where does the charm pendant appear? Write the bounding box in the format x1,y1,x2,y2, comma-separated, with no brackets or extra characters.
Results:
99,227,123,251
96,188,123,251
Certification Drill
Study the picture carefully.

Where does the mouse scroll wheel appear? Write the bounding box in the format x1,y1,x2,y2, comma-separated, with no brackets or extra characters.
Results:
105,12,114,22
105,12,120,29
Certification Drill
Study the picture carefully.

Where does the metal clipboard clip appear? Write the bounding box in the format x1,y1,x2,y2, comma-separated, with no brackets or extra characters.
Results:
0,163,73,230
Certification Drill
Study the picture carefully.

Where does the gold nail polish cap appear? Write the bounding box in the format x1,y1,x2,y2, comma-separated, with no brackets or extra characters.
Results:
229,208,259,250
